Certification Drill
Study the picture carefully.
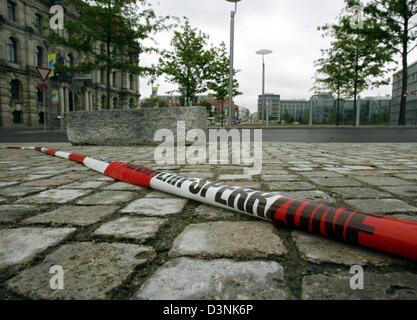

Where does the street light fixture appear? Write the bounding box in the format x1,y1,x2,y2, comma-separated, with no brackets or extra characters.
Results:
256,49,272,127
225,0,241,127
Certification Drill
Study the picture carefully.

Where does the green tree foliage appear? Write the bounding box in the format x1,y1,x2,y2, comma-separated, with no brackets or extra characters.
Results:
48,0,172,109
327,110,338,123
159,20,213,106
282,110,293,123
376,109,390,123
206,42,242,125
317,0,394,125
365,0,417,125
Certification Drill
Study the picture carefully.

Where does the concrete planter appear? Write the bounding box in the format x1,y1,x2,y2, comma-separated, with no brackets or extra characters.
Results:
66,106,207,146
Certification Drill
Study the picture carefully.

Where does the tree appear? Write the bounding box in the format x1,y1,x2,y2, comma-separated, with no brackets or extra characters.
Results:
317,0,394,125
48,0,171,109
206,42,242,126
282,110,292,123
314,49,350,125
376,109,390,123
365,0,417,125
159,20,213,106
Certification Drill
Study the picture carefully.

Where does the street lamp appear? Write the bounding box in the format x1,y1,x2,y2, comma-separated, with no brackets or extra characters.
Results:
225,0,241,127
256,49,272,127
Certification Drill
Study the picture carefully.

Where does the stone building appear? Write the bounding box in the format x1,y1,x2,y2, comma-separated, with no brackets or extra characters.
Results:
0,0,140,128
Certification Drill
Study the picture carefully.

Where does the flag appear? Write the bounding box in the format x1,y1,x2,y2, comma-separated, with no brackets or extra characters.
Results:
48,53,56,76
152,87,158,99
52,90,59,103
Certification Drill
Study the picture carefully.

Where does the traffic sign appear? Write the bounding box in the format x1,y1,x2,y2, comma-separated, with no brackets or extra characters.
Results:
39,82,48,92
35,67,52,82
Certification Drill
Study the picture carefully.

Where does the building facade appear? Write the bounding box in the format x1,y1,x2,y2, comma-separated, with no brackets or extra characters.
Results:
391,61,417,125
0,0,140,128
257,94,280,122
280,99,309,123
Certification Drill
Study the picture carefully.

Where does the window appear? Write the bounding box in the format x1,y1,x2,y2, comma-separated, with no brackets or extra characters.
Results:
129,98,135,109
129,74,134,90
8,38,17,63
11,80,21,100
35,14,41,32
7,1,16,22
65,54,73,67
100,70,105,84
112,72,117,87
101,95,106,109
35,46,43,66
113,97,117,109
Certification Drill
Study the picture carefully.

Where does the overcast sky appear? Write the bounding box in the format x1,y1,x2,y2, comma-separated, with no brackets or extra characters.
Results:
139,0,417,113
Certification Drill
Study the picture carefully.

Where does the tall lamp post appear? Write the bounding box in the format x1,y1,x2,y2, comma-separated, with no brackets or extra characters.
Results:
256,49,272,127
225,0,241,127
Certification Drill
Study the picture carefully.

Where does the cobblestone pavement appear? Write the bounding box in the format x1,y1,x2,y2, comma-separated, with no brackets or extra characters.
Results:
0,142,417,300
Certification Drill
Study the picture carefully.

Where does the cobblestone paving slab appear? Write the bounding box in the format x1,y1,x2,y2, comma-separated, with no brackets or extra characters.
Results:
280,190,336,204
261,175,299,182
16,189,90,204
7,242,156,299
301,272,417,300
331,187,391,199
308,177,363,187
93,217,167,242
144,191,182,199
379,186,417,197
76,191,135,205
267,181,316,191
19,177,77,188
353,176,414,186
103,182,146,191
292,231,408,266
394,173,417,180
0,182,19,188
58,181,109,190
0,205,39,223
22,206,118,226
346,199,417,213
0,228,76,269
136,257,290,300
193,204,236,220
298,171,345,178
169,222,286,259
0,186,47,197
222,181,263,190
121,198,188,216
218,174,252,181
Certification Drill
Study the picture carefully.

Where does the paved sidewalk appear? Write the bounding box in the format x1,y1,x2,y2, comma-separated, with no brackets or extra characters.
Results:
0,143,416,300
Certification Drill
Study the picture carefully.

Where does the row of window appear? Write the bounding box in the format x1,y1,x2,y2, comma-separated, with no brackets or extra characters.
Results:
9,78,136,108
7,1,43,32
7,36,74,68
99,70,135,90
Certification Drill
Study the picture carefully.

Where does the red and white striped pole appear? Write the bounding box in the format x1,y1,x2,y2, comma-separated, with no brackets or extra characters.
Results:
2,146,417,261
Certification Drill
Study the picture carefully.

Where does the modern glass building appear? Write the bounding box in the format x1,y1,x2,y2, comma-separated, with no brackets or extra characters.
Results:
391,61,417,125
257,94,281,122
